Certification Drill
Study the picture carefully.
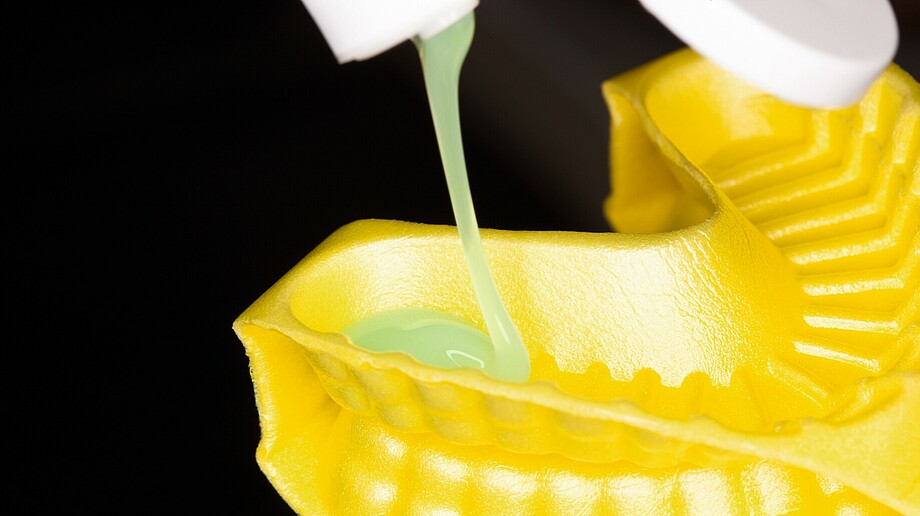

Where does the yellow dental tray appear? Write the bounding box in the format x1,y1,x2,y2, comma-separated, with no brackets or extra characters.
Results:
234,49,919,515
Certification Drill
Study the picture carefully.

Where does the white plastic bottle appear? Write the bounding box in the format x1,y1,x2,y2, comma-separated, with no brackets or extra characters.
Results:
298,0,478,64
637,0,899,108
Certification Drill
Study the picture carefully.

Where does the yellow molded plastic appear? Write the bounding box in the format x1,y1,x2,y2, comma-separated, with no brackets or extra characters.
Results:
234,49,919,514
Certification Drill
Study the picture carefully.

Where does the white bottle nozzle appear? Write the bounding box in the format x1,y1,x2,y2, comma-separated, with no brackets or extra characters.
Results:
638,0,899,108
299,0,479,64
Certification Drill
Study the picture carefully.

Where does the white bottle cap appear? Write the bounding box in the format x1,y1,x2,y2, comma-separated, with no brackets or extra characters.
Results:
299,0,479,64
638,0,899,108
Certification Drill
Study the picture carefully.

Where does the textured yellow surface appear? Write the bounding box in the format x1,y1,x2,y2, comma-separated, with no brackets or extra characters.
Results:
234,49,919,514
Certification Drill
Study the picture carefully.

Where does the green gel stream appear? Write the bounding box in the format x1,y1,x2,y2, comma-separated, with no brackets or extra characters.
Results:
341,13,531,383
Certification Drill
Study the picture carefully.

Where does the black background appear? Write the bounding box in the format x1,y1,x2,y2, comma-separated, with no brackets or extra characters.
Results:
11,1,919,512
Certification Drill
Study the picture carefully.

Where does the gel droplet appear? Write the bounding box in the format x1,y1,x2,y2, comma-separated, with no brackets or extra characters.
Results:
342,307,498,375
344,12,530,383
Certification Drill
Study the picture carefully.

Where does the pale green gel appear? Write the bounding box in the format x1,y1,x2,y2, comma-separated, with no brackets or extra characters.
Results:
341,13,531,383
